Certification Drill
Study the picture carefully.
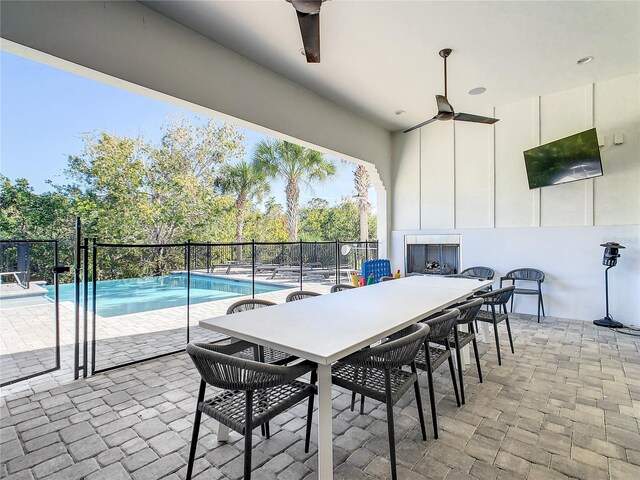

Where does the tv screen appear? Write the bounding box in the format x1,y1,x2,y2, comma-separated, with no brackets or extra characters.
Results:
523,128,603,189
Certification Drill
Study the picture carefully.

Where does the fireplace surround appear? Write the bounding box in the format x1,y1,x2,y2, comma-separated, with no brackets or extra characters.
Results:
405,234,460,275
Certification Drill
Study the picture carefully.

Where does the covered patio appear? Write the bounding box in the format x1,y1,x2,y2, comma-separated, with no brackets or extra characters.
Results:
2,315,638,480
1,1,639,480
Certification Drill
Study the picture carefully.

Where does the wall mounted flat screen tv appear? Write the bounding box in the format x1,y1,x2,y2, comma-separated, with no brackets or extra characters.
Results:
523,128,603,189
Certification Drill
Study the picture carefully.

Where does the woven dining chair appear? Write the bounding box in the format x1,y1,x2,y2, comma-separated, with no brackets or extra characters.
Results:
225,299,299,438
459,266,495,280
186,342,317,480
332,323,430,480
286,290,321,302
415,309,461,439
475,285,516,365
433,298,484,405
500,268,546,322
330,284,355,293
226,299,297,365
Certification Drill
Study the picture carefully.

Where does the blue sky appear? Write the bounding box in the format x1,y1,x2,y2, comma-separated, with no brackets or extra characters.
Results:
0,51,375,210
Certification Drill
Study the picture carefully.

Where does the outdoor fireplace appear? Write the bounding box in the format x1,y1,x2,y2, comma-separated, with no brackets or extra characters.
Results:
405,234,460,275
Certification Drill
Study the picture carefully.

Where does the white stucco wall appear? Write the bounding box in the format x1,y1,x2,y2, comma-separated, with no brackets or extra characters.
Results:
391,74,640,324
0,0,392,253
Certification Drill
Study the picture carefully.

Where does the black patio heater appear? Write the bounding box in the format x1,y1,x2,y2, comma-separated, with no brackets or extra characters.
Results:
593,242,625,328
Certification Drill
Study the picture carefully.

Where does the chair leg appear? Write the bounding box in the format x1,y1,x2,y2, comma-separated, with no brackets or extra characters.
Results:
350,391,356,412
539,289,546,319
384,370,398,480
305,370,317,453
505,317,515,354
424,342,438,439
360,394,365,414
411,362,427,441
186,380,206,480
493,319,502,366
453,330,465,405
244,391,254,480
446,346,461,408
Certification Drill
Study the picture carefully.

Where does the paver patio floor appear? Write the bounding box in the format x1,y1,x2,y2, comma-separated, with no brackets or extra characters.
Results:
1,316,639,480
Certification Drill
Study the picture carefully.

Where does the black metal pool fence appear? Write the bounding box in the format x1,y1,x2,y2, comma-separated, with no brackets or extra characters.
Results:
78,237,378,376
1,229,378,384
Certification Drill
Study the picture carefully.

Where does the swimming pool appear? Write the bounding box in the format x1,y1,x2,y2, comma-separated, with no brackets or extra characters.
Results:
46,274,288,317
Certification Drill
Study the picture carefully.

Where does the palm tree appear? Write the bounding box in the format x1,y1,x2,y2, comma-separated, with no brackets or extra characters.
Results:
253,140,335,240
353,164,371,241
216,160,270,259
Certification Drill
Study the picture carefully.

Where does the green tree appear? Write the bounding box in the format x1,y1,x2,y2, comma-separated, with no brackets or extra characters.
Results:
243,198,289,242
253,140,335,241
215,160,270,244
60,117,246,276
0,176,75,282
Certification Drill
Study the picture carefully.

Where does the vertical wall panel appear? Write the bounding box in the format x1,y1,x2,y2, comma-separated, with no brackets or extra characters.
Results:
594,74,640,225
420,121,455,229
494,98,538,227
390,131,421,230
539,85,593,226
454,119,493,228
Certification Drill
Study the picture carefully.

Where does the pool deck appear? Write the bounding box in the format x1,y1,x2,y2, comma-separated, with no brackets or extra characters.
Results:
0,274,336,395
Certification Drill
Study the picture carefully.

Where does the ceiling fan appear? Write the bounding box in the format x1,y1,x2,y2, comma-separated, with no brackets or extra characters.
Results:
404,49,499,133
286,0,328,63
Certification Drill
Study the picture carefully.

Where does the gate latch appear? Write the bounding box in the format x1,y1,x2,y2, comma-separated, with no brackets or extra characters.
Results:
53,265,71,274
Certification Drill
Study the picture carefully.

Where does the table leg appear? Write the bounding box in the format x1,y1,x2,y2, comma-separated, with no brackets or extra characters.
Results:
317,363,333,480
460,324,470,365
481,323,491,344
216,423,229,442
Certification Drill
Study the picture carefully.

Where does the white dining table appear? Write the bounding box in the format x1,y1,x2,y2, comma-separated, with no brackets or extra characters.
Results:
199,275,491,480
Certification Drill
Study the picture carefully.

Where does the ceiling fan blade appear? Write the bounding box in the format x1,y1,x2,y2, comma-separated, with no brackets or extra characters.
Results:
453,112,499,124
436,95,454,114
403,117,438,134
296,10,320,63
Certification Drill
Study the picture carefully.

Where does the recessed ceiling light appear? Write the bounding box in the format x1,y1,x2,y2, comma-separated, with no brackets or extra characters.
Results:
577,56,594,65
394,109,406,116
468,87,486,95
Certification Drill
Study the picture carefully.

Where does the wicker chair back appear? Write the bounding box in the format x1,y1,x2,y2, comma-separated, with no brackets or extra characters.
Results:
424,309,460,342
504,268,544,282
477,285,515,306
455,298,484,324
226,299,276,314
330,284,355,293
342,323,430,369
285,290,321,302
460,266,495,280
186,342,304,391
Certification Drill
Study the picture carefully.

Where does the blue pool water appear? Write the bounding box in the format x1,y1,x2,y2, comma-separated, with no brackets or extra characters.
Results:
46,274,287,317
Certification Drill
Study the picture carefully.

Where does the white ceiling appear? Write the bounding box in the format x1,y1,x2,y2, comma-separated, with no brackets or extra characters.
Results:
142,1,639,132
